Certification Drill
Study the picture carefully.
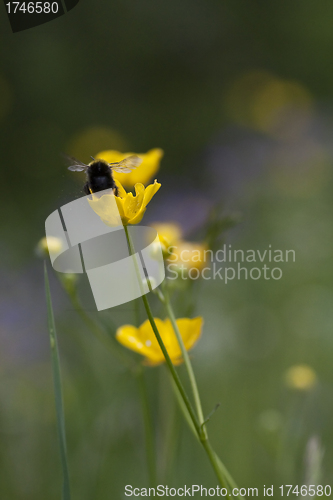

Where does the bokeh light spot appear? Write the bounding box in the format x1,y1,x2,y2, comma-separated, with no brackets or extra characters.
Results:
284,364,317,390
68,127,128,164
224,71,313,139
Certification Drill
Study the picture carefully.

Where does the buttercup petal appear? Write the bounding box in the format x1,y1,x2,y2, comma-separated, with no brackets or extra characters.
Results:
123,184,145,220
142,180,161,208
127,209,146,225
140,318,180,365
118,319,167,365
134,183,145,197
124,148,163,186
87,193,121,226
175,317,203,351
114,179,127,199
116,317,203,367
95,148,164,188
88,177,161,226
114,196,126,220
139,318,166,355
116,325,159,360
95,150,127,164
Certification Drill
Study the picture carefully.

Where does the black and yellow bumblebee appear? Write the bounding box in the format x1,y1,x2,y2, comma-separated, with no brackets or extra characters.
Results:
66,155,142,195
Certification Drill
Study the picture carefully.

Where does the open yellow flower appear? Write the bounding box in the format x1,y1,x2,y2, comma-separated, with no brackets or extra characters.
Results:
95,148,164,188
116,317,203,366
88,179,161,226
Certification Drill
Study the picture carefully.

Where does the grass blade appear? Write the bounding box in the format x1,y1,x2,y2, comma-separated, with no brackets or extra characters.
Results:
44,262,71,500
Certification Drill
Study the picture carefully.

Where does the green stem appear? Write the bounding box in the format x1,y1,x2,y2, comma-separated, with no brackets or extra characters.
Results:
201,440,234,499
213,452,242,496
137,367,157,487
169,374,197,438
44,263,71,500
123,226,242,495
163,284,207,437
141,292,202,433
123,225,201,437
170,376,243,498
160,287,242,494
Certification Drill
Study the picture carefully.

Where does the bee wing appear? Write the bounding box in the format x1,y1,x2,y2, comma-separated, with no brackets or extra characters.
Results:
110,155,142,173
68,164,88,172
62,153,88,172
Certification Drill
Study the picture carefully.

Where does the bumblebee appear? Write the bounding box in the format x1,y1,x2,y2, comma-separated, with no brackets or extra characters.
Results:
66,155,142,195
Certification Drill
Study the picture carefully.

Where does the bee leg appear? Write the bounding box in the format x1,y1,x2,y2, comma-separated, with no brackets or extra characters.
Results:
113,186,118,196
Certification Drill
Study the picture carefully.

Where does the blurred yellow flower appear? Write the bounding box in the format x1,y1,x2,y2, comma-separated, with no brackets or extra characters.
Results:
224,71,313,139
284,364,317,391
88,179,161,226
116,317,203,366
150,222,183,258
95,148,164,188
36,236,63,258
149,222,208,273
169,241,208,271
151,222,182,244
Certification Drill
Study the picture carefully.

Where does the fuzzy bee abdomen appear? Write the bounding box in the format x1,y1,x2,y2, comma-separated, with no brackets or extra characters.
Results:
84,176,118,196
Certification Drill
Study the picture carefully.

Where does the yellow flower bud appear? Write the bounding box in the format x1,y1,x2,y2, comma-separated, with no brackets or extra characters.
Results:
36,236,63,258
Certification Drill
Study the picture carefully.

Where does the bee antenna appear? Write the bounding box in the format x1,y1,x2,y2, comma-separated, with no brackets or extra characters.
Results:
90,156,95,161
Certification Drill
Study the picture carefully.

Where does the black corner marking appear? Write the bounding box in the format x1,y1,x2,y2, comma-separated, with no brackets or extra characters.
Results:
3,0,81,33
63,0,79,12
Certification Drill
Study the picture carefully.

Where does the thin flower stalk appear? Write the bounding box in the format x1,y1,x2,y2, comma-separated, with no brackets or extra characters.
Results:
157,285,241,493
162,283,207,438
169,374,243,499
44,263,71,500
123,225,201,436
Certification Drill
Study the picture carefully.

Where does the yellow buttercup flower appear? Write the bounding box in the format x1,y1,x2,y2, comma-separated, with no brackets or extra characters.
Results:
116,317,203,366
95,148,164,188
88,179,161,226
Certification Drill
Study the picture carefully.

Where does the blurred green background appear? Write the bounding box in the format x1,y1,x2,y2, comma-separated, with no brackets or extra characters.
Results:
1,1,333,498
